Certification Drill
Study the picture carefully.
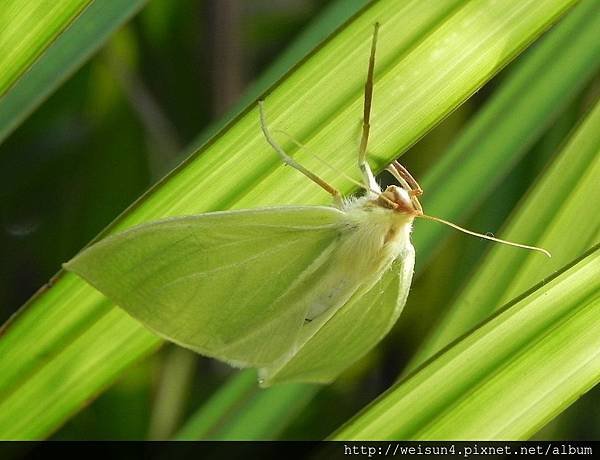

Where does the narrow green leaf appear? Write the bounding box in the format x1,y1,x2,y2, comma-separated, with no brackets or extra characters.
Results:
0,0,577,439
148,348,196,440
175,370,319,440
0,0,91,96
0,304,161,439
332,246,600,440
413,0,600,268
0,0,149,145
174,371,258,440
410,96,600,370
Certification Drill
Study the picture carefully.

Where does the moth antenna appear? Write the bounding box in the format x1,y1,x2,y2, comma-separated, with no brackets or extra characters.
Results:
419,214,552,258
272,129,373,194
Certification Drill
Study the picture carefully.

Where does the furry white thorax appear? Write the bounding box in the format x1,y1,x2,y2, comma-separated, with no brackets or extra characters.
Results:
304,188,415,320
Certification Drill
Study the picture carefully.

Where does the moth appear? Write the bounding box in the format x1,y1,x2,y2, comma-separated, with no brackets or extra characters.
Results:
64,24,548,386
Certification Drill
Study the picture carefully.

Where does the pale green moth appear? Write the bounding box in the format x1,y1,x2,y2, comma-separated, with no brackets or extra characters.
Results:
64,24,549,386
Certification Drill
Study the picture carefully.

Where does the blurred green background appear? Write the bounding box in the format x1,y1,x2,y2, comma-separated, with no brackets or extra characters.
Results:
0,0,598,440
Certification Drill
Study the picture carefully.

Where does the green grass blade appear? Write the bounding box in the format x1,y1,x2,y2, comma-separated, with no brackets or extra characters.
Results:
413,0,600,269
0,0,148,145
410,97,600,371
174,371,258,440
332,245,600,440
174,0,599,439
0,0,577,439
175,370,319,440
0,0,91,97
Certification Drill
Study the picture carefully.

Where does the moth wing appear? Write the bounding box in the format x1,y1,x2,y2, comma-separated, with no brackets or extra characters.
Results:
259,244,415,386
64,206,345,368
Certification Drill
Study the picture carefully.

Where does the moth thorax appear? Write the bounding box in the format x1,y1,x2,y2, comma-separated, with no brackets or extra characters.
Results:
377,185,417,215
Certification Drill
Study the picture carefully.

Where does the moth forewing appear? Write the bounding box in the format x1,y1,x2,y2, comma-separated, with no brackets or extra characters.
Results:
64,206,350,368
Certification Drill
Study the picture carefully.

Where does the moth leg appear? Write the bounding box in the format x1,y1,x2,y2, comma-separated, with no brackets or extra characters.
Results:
391,161,423,196
357,22,380,193
259,100,341,202
386,161,423,196
385,161,423,213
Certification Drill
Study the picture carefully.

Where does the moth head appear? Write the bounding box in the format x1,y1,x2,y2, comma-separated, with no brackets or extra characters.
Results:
376,185,422,217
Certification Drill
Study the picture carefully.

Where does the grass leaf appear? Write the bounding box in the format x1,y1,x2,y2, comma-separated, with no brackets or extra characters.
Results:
0,0,149,144
332,245,600,440
410,94,600,370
